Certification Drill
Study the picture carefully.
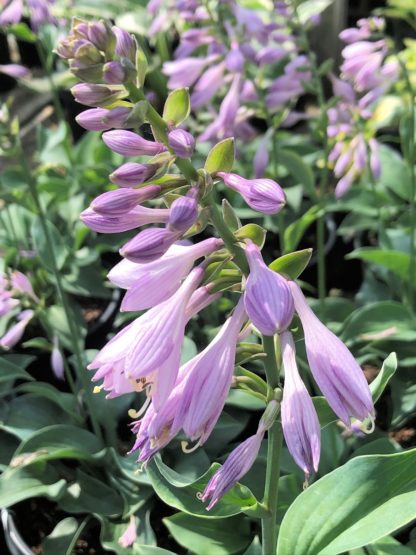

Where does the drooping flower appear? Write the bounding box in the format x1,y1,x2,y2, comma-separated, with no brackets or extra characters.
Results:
280,331,320,477
243,241,294,336
108,238,222,311
80,206,170,233
0,309,34,349
51,335,65,380
89,267,204,410
217,172,285,215
289,281,374,427
118,516,137,548
102,130,167,157
168,128,196,158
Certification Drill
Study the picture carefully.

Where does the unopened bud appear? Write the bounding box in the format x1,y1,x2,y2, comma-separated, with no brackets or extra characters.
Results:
91,185,161,215
110,162,162,187
167,194,198,232
103,130,166,156
168,128,195,158
120,227,180,263
71,83,127,107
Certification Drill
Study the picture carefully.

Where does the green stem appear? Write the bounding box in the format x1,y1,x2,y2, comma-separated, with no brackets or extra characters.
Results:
399,59,416,311
261,335,282,555
19,142,103,442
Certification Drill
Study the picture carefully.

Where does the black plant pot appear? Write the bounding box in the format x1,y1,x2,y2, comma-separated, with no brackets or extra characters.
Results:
1,509,33,555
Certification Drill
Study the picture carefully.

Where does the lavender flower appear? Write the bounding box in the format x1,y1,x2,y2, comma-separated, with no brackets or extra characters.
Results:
118,516,137,548
168,128,195,158
108,238,222,311
102,130,166,157
244,241,294,335
91,185,161,215
71,84,127,108
167,193,198,232
218,172,286,214
51,336,65,380
80,206,170,233
281,331,320,477
89,267,204,409
109,162,162,187
289,281,374,427
120,227,182,263
0,309,34,349
0,64,30,78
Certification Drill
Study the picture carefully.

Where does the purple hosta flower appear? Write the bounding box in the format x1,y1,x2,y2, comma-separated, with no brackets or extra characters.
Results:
80,206,170,233
225,45,245,73
91,185,161,215
0,64,30,78
190,62,226,109
110,162,162,187
167,193,198,232
218,172,286,215
112,26,136,62
11,271,38,301
102,61,127,84
71,84,127,108
26,0,56,30
369,138,381,179
200,430,263,510
51,335,64,380
329,73,356,104
168,128,195,158
341,40,386,92
266,55,311,111
340,17,385,44
281,331,320,478
172,297,247,446
76,108,116,131
102,130,166,157
244,241,294,336
118,516,137,548
256,46,287,66
175,28,215,59
108,238,222,311
0,309,34,349
199,73,242,141
164,55,218,89
289,281,374,427
0,0,23,25
120,227,182,263
89,266,204,409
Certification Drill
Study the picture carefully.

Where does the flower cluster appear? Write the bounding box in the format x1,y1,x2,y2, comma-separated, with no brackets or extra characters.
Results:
61,17,375,509
153,0,312,144
328,17,399,198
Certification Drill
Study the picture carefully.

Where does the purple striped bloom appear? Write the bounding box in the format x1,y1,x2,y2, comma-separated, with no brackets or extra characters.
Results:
289,281,374,427
91,185,161,215
167,193,198,232
0,309,34,349
110,162,161,187
80,206,169,233
89,267,204,410
218,172,286,215
108,238,222,311
244,241,294,335
168,128,195,158
102,130,166,157
281,331,320,477
71,83,127,107
120,227,182,263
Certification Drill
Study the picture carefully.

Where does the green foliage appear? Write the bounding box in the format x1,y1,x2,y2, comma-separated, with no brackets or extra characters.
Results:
163,88,191,125
205,138,235,174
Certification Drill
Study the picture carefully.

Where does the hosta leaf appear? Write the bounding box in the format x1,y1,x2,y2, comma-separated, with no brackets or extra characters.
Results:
277,450,416,555
0,465,66,507
205,138,235,174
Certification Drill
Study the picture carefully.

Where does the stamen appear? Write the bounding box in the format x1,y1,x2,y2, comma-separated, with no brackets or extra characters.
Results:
181,440,201,454
93,385,103,394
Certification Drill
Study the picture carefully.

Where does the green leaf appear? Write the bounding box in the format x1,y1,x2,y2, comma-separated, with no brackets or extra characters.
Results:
297,0,334,24
7,22,37,42
42,518,80,555
278,149,315,198
347,248,414,287
0,465,66,507
31,218,67,271
283,206,321,253
135,47,148,88
269,248,312,279
222,199,241,231
205,138,235,174
277,450,416,555
0,357,34,383
163,88,191,125
341,301,415,344
234,224,266,248
370,353,398,403
377,144,411,201
366,535,415,555
12,424,103,466
163,513,252,555
146,455,257,518
312,397,337,428
59,468,124,517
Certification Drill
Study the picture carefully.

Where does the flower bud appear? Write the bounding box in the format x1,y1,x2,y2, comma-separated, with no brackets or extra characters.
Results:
102,130,166,157
218,172,286,215
120,227,181,263
244,241,294,335
51,336,65,380
167,194,198,232
71,83,127,107
110,162,161,187
103,61,127,84
87,20,116,57
0,309,34,350
81,206,170,233
113,26,137,62
91,185,161,215
168,128,195,158
0,64,30,78
76,106,131,131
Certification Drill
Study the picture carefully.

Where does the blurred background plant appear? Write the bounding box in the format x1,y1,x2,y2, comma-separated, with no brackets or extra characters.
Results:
0,0,415,554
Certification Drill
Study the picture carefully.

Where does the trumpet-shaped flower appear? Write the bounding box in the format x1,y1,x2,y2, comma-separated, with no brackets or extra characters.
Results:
80,206,170,233
108,238,222,311
289,281,374,426
89,267,204,410
281,331,320,477
244,241,294,335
